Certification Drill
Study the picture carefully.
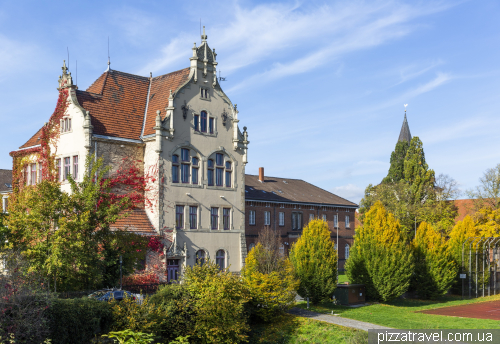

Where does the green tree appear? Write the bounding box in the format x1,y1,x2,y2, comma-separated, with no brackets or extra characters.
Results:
183,260,250,344
382,140,409,184
289,219,338,305
346,201,413,301
242,242,298,322
411,222,458,299
6,155,149,291
467,163,500,211
404,137,436,206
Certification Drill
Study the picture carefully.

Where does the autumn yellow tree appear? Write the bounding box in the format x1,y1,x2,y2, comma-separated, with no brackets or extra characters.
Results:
289,219,338,305
242,243,298,322
412,222,457,299
346,201,413,301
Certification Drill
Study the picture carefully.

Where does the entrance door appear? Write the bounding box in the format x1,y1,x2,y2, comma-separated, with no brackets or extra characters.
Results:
167,259,179,283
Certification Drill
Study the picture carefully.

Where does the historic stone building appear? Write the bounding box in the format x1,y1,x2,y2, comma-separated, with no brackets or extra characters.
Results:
11,29,358,280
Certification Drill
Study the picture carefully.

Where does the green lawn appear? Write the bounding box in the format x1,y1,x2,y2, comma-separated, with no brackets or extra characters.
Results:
248,314,367,344
338,271,349,284
296,294,500,329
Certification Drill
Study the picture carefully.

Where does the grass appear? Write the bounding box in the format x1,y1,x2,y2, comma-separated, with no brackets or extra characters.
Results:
296,294,500,329
248,314,367,344
338,271,349,284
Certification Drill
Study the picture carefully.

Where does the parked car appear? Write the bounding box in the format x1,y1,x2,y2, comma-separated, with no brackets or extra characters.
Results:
88,289,137,302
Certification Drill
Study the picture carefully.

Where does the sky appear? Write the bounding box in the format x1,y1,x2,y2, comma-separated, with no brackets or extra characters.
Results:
0,0,499,204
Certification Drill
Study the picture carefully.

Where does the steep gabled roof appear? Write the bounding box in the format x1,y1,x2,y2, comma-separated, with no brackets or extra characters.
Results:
143,68,190,136
398,113,412,143
111,208,157,236
245,174,358,207
77,70,150,140
19,127,43,149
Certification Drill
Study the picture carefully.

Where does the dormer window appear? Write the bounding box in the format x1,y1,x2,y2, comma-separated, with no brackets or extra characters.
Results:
61,117,72,133
200,87,209,99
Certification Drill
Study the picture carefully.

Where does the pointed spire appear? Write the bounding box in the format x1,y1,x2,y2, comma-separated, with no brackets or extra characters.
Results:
398,105,412,143
106,57,111,72
201,26,207,43
62,60,68,75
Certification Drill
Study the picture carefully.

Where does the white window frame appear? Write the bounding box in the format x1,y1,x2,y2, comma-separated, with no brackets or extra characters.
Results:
309,214,314,222
249,210,256,225
322,214,327,222
279,212,285,226
334,214,338,228
345,244,350,259
346,215,350,228
264,211,271,226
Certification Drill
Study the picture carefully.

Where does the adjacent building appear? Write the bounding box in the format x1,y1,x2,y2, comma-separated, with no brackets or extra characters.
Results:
0,169,12,213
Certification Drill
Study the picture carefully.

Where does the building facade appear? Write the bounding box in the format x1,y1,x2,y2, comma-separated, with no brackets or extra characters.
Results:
245,168,357,270
0,170,12,213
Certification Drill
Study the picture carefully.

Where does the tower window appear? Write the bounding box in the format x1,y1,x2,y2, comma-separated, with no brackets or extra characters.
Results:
201,111,207,132
207,159,214,186
172,155,179,183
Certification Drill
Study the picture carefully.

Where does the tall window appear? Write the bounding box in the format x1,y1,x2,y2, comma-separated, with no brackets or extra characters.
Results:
64,157,71,181
346,215,350,228
189,206,198,229
211,207,219,230
279,212,285,226
61,117,72,133
73,156,78,180
334,214,338,228
181,149,189,183
309,214,314,222
194,114,199,131
175,205,184,229
279,244,285,256
248,243,255,253
209,117,214,134
30,163,37,185
264,211,271,226
172,155,179,183
56,159,61,181
223,208,230,230
37,164,42,183
249,210,256,225
322,214,327,222
196,250,205,266
292,212,303,230
192,157,199,184
345,244,350,259
215,153,223,186
207,159,214,186
225,162,232,187
201,111,207,132
216,250,225,270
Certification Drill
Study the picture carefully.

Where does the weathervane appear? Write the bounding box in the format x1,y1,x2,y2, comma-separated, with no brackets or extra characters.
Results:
404,104,408,112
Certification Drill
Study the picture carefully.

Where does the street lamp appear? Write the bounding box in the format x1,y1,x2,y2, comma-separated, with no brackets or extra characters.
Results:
119,255,123,290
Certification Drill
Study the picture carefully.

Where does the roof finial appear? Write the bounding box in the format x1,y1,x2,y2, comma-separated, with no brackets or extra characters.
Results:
62,60,68,75
404,104,408,118
201,26,207,42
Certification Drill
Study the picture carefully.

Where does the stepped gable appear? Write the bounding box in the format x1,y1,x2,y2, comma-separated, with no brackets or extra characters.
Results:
245,174,357,207
111,208,157,236
143,68,190,137
19,127,44,149
398,113,412,143
76,70,150,140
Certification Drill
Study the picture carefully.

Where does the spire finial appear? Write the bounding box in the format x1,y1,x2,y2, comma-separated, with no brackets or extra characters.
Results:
404,104,408,116
62,60,68,75
201,26,207,42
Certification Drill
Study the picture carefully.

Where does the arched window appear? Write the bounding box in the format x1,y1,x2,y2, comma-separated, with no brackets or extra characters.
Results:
345,244,350,260
196,250,206,266
201,111,207,132
207,159,214,186
173,149,200,185
248,243,255,252
172,155,179,183
279,244,285,256
216,250,225,270
208,152,232,188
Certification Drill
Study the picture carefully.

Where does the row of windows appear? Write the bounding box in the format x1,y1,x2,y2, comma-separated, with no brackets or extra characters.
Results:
175,205,231,230
56,156,79,182
194,111,214,134
248,242,350,258
172,149,232,187
61,117,72,133
195,249,226,270
248,210,350,229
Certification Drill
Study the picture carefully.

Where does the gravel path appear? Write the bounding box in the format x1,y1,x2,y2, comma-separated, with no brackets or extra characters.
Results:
288,307,392,332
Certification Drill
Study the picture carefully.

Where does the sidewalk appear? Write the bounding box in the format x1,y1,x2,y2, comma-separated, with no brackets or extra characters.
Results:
288,307,392,332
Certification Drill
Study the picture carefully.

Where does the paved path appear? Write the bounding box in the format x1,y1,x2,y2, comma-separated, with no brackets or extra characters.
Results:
288,307,392,332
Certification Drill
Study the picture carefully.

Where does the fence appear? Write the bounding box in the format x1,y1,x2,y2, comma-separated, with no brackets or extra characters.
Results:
461,237,500,299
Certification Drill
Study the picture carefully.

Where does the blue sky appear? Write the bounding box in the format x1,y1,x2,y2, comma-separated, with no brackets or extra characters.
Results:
1,0,499,204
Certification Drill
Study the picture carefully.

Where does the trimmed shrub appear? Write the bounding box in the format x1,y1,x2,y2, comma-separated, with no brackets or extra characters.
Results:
47,298,113,344
289,219,338,304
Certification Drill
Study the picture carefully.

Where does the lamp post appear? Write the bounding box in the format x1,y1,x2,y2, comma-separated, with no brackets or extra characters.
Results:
336,212,339,283
119,255,123,290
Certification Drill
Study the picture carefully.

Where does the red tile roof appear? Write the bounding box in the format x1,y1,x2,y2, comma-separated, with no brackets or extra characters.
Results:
111,208,157,236
454,199,476,222
19,127,43,149
245,174,358,207
143,68,190,136
77,70,150,140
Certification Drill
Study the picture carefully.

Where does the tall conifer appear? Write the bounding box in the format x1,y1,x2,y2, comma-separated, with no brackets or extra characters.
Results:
382,140,409,184
346,201,413,301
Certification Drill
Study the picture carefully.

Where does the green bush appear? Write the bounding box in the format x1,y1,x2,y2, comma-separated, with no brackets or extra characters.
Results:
47,298,113,344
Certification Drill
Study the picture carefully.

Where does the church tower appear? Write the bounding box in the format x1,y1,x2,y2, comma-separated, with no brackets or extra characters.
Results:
398,108,412,143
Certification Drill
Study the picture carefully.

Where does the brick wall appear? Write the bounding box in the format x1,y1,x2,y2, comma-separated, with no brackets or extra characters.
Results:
245,201,355,269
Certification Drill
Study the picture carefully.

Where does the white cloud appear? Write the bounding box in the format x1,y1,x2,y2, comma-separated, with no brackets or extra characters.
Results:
401,72,452,99
332,184,365,203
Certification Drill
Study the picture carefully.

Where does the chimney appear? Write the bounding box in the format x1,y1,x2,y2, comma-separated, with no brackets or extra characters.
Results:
259,167,264,182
